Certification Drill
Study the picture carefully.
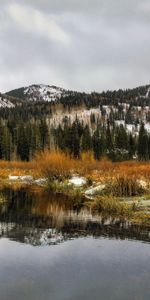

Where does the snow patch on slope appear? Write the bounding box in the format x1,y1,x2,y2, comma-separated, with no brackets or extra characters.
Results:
0,95,14,108
24,84,70,102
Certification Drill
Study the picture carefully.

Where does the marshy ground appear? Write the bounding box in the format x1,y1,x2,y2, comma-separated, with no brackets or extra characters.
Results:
1,151,150,226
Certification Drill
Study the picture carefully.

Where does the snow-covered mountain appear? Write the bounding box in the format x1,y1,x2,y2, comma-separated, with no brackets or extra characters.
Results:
7,84,75,102
4,83,150,135
24,84,72,102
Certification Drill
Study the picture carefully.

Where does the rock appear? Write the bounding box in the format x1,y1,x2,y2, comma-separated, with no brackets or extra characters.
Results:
8,175,33,183
68,176,86,187
19,176,33,182
85,184,106,196
34,178,47,186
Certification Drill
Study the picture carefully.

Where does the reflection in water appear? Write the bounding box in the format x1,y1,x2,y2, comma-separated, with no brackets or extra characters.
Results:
0,187,150,245
1,188,150,300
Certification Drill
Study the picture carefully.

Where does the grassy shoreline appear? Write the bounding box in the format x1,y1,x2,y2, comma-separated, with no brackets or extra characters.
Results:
1,151,150,226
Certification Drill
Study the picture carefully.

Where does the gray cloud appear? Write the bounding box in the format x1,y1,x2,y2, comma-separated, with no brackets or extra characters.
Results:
0,0,150,93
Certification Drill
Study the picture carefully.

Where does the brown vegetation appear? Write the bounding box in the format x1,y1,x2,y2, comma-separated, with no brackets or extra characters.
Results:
0,160,37,179
35,151,75,181
0,151,149,192
89,196,136,218
104,176,145,197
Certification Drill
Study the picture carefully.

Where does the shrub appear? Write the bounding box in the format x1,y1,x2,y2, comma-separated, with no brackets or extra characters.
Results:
35,151,75,182
107,175,145,197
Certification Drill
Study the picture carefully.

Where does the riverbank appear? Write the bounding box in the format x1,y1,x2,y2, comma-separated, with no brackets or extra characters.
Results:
1,151,150,226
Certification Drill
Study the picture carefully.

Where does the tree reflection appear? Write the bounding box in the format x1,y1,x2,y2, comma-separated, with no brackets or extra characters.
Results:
0,187,150,246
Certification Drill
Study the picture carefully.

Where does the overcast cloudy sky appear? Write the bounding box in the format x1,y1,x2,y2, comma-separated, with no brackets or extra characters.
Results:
0,0,150,93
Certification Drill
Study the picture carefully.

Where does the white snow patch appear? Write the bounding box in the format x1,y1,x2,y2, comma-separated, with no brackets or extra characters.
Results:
69,176,86,187
145,123,150,133
8,175,33,182
126,124,134,133
0,96,15,108
9,175,20,181
115,120,125,126
85,184,106,196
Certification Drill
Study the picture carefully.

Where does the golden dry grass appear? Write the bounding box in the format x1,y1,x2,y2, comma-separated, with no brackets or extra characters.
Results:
0,151,150,187
0,160,38,179
34,151,75,181
90,160,150,184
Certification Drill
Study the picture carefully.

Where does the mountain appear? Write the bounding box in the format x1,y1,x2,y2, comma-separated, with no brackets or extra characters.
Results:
6,83,150,105
3,83,150,135
6,84,76,102
2,82,150,161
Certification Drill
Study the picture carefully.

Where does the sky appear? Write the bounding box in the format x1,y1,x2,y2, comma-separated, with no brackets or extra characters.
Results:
0,0,150,93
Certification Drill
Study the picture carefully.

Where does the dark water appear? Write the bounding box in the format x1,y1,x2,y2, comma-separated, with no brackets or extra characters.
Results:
0,187,150,300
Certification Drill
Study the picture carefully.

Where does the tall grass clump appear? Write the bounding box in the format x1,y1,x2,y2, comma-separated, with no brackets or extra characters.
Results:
90,196,137,218
35,151,75,182
91,196,121,214
107,175,145,197
78,152,113,177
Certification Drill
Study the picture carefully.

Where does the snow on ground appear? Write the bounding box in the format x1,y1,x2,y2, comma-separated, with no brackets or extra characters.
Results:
9,175,20,180
49,108,101,128
9,175,33,182
115,120,125,126
146,87,150,98
0,96,14,108
145,123,150,133
126,124,135,133
85,184,106,196
102,105,111,114
69,176,86,187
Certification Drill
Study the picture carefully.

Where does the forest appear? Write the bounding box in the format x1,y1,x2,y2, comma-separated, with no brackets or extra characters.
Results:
0,83,150,161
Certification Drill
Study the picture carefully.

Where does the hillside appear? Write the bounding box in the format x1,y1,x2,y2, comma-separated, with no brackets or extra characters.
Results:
4,83,150,134
0,82,149,162
6,84,77,102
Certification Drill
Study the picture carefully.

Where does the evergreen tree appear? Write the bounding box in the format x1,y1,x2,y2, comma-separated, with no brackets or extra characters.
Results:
81,125,92,152
17,125,30,161
138,123,149,160
115,125,128,150
92,129,105,160
128,134,136,159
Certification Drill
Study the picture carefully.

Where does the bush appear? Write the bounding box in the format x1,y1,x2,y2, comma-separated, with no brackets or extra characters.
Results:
35,151,75,182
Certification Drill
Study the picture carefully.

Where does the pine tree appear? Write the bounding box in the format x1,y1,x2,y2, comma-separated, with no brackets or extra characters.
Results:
115,125,128,150
81,125,92,152
106,122,114,151
17,124,30,161
92,129,105,160
138,123,149,160
39,119,49,151
128,133,136,159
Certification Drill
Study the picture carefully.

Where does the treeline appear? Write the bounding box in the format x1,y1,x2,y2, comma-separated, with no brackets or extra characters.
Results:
0,119,50,161
0,116,149,162
53,121,150,162
7,84,150,109
60,87,150,109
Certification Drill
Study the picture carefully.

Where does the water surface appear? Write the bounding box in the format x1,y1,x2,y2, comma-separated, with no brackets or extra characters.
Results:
0,187,150,300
